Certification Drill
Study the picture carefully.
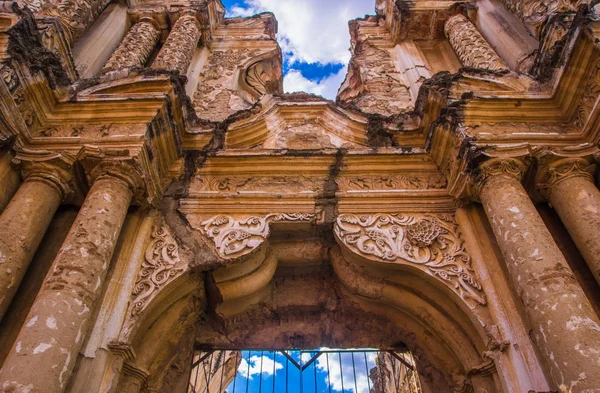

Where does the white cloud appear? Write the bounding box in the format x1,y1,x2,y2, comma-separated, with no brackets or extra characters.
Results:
229,0,374,65
283,66,347,99
315,350,377,393
237,355,284,379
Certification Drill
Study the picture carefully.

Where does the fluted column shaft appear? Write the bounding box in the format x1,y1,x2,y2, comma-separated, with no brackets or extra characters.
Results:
540,158,600,286
151,13,201,75
101,19,160,73
0,169,70,321
478,158,600,391
444,13,508,71
0,175,133,393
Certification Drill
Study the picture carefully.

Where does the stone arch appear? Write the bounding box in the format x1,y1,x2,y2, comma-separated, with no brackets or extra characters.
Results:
119,232,500,393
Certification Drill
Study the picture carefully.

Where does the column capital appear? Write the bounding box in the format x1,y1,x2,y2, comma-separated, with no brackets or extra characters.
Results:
86,159,145,200
470,157,528,200
536,157,596,198
15,157,75,202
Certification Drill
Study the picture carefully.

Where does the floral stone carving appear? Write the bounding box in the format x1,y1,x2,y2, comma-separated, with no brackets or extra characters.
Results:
334,213,486,308
130,226,186,316
201,213,314,259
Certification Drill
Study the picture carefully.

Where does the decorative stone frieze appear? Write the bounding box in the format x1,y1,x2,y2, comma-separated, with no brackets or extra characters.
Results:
152,13,201,75
200,213,314,259
337,174,447,191
101,19,160,73
334,213,486,308
444,14,509,72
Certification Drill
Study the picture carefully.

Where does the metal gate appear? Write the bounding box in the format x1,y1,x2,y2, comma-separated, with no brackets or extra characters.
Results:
187,349,422,393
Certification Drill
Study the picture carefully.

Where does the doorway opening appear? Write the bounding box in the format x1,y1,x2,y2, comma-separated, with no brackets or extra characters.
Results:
187,348,422,393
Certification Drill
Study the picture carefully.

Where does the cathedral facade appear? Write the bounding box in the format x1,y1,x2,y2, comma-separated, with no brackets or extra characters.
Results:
0,0,600,392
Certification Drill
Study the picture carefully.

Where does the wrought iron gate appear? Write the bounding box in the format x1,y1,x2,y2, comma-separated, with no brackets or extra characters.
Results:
187,349,422,393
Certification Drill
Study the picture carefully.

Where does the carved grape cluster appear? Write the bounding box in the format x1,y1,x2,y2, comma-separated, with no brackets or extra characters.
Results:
405,219,445,248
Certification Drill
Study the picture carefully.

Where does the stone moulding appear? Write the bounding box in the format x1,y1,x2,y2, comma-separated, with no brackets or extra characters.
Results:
130,225,186,317
334,213,486,309
200,213,314,259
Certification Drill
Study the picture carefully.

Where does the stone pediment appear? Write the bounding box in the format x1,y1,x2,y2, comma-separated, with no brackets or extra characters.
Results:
225,94,369,149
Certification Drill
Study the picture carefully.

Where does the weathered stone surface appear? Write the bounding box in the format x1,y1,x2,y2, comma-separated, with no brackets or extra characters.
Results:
478,158,600,392
0,175,132,393
1,1,600,393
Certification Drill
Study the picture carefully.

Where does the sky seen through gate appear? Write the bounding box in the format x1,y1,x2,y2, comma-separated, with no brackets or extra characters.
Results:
225,350,379,393
220,0,376,100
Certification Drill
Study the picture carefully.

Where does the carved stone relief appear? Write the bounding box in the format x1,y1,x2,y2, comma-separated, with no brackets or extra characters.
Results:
334,213,486,308
499,0,588,35
444,14,508,72
102,20,160,72
1,63,39,130
337,174,447,191
152,14,201,75
34,123,146,138
338,41,413,116
193,48,272,122
130,225,187,317
191,176,322,195
200,213,314,259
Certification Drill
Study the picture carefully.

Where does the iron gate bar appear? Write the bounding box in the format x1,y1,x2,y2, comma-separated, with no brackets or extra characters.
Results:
188,348,421,393
279,350,302,370
390,351,415,371
300,351,323,371
191,350,214,369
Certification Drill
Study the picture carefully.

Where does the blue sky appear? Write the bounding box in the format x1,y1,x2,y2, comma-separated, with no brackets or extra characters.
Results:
225,350,378,393
221,0,376,99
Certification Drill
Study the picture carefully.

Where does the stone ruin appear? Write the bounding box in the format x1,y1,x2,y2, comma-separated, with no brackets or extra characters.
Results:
0,0,600,392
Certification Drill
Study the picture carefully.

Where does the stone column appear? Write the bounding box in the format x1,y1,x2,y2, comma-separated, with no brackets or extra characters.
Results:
0,162,72,321
537,157,600,286
0,165,137,393
151,13,201,75
476,158,600,392
101,19,160,73
444,13,508,72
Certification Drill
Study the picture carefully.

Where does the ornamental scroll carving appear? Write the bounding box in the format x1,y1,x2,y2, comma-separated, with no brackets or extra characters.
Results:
334,213,486,309
337,174,447,191
201,213,314,259
130,226,186,317
444,14,508,72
